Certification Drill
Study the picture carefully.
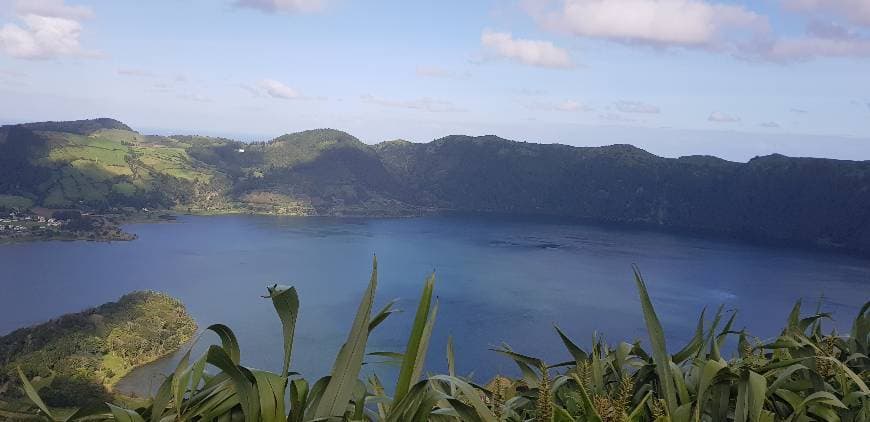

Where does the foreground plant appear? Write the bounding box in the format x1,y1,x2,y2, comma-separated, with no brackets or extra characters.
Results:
6,260,869,421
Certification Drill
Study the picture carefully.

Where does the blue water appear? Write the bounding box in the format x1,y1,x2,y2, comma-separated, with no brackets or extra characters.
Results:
0,215,868,395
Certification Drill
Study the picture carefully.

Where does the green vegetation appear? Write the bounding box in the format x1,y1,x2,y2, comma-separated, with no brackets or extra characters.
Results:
0,119,232,213
0,292,196,411
4,260,868,421
4,118,870,252
0,195,34,211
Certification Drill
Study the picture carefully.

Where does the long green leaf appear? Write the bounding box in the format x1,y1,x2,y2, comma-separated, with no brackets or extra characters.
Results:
411,298,439,386
266,284,299,376
16,368,53,420
395,273,436,403
205,345,258,422
554,325,588,363
107,404,145,422
633,266,677,415
207,324,241,365
313,256,379,418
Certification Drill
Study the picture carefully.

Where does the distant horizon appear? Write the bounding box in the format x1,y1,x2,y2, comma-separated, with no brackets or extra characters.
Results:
4,114,869,163
1,1,868,163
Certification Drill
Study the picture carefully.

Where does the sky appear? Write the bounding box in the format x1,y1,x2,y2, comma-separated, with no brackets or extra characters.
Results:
0,0,869,162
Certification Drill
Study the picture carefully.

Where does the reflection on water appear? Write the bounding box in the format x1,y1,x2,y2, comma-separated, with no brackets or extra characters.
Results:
1,215,868,396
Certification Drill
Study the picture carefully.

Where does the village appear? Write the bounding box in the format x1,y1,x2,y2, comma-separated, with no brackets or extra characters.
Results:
0,212,64,237
0,209,136,242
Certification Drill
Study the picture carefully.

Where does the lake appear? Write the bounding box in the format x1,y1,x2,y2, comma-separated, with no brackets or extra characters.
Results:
1,215,868,396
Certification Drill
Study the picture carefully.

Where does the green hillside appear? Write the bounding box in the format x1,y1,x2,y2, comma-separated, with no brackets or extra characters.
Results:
0,119,232,211
3,118,870,254
0,291,196,410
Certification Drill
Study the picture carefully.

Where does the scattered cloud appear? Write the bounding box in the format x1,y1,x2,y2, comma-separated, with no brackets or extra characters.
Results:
415,65,470,79
783,0,870,28
524,99,593,112
790,107,809,114
750,21,870,61
523,0,870,62
526,0,768,49
614,100,660,114
760,121,781,128
0,0,98,60
233,0,326,14
481,30,573,68
361,94,465,112
118,67,193,98
258,79,302,99
708,111,740,123
239,83,263,98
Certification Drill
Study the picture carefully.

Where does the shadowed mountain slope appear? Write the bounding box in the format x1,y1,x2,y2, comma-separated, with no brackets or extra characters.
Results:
2,119,869,254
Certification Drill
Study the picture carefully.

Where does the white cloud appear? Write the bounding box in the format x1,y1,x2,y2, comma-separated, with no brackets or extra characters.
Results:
361,94,465,112
530,0,767,48
708,111,740,123
750,21,870,61
783,0,870,27
481,30,573,68
524,99,593,112
233,0,325,13
761,36,870,60
0,1,97,60
240,83,263,98
615,100,660,114
258,79,301,99
760,121,781,128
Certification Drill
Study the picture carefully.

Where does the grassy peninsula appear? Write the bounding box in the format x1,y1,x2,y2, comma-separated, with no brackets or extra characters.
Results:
0,292,196,411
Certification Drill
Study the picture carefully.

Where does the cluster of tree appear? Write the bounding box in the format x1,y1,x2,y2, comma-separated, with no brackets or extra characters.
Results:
4,118,870,254
0,291,196,409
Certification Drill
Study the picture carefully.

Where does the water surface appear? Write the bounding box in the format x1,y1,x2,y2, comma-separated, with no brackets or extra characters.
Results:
0,215,867,395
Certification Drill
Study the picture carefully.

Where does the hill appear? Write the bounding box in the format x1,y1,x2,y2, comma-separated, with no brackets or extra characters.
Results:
0,291,196,409
2,118,870,254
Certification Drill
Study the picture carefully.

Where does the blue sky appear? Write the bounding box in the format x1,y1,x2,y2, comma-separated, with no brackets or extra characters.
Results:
0,0,868,161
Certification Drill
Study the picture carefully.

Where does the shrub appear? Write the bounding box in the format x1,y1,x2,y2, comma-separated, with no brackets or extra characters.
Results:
4,260,869,421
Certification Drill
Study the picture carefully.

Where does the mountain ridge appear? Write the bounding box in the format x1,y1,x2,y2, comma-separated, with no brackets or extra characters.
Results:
2,118,870,255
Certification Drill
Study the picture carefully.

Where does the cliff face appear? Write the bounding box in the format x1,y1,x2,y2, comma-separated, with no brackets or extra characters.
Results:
3,119,870,254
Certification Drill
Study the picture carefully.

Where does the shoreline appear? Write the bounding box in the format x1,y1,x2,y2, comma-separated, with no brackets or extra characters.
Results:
0,291,197,409
3,206,869,259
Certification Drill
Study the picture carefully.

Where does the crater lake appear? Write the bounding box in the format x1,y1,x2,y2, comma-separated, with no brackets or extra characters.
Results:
1,215,868,396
